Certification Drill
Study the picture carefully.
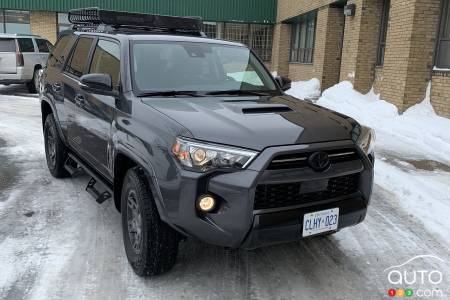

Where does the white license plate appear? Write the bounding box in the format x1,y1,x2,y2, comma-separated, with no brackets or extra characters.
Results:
302,208,339,237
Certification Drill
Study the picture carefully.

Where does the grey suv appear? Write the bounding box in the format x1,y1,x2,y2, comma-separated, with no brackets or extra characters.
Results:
40,8,375,276
0,34,52,93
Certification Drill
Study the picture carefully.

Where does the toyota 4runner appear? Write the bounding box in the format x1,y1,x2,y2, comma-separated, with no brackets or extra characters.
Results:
40,8,375,276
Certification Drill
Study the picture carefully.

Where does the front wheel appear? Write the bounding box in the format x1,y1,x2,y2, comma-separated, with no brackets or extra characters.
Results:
121,167,180,276
44,114,70,178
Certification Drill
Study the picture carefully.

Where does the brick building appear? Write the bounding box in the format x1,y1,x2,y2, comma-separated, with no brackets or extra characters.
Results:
0,0,449,117
272,0,450,117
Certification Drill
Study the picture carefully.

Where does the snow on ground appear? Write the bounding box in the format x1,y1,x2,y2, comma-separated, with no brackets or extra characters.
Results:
0,85,450,299
287,79,450,245
285,78,321,100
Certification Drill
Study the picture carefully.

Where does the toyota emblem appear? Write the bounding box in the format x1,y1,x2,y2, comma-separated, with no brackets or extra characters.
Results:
308,151,330,171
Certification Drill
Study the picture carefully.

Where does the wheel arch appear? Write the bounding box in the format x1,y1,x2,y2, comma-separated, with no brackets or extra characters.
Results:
113,149,168,223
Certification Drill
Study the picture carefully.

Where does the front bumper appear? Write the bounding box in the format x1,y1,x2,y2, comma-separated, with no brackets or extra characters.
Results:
157,140,374,249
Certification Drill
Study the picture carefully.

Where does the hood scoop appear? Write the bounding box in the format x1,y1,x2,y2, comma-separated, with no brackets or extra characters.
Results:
241,104,293,114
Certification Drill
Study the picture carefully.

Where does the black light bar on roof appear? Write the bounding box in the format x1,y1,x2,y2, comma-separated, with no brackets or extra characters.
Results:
68,7,203,32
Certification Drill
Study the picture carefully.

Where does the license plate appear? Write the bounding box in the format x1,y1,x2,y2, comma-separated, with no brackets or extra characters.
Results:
302,208,339,237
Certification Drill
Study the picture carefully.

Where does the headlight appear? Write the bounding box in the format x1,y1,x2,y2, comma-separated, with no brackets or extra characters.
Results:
356,125,376,154
171,137,258,172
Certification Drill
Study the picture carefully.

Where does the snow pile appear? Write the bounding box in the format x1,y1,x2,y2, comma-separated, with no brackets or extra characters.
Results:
316,81,450,165
285,78,322,100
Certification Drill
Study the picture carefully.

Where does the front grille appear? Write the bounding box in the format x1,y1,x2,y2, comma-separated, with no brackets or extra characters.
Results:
254,174,359,210
268,148,359,170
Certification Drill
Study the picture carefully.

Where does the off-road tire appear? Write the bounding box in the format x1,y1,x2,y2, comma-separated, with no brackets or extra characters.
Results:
27,68,41,93
44,113,70,178
121,167,180,276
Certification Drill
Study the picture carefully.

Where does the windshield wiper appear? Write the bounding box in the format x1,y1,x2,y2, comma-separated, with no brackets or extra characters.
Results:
137,90,204,97
204,90,273,96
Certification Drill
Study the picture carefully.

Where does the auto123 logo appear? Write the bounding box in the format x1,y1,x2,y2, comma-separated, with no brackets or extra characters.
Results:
384,255,447,298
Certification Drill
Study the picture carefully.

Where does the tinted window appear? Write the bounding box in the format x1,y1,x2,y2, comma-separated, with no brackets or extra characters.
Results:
89,40,120,87
66,37,93,77
0,38,15,52
51,34,74,64
17,38,34,52
36,39,50,53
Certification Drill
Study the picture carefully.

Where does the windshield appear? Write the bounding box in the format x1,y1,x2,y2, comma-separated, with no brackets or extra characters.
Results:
131,41,278,95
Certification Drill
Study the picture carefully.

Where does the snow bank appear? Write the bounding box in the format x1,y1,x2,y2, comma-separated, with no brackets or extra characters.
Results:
316,81,450,165
285,78,321,100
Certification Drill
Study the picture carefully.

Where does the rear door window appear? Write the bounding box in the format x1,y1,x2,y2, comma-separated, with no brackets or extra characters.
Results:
36,39,50,53
65,37,94,77
17,38,35,52
0,38,16,52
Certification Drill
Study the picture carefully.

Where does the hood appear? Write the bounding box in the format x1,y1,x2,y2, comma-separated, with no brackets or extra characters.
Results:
141,95,356,151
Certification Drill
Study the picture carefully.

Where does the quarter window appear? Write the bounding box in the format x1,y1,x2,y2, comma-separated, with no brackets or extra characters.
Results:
377,0,391,66
66,37,93,77
436,0,450,69
290,11,317,63
89,40,121,87
17,38,35,52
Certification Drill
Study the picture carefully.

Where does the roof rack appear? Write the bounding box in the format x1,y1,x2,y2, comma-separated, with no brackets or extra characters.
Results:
68,7,204,36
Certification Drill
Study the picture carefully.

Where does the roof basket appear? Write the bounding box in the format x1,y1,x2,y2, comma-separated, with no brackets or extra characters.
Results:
68,7,204,34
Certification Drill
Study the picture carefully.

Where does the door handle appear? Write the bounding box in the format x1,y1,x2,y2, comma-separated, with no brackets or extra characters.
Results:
52,83,62,92
75,94,85,106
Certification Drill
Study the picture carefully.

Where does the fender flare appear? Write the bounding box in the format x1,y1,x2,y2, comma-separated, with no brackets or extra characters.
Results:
113,144,170,224
40,97,67,145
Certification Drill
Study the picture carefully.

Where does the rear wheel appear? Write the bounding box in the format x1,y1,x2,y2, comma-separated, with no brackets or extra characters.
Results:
44,113,70,178
121,167,180,276
27,67,41,93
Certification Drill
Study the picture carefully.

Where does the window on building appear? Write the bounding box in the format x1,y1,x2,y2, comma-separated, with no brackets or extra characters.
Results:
290,11,316,63
203,22,219,39
58,13,71,34
377,0,391,66
89,40,121,87
17,38,35,52
65,37,94,77
224,23,250,45
0,10,30,34
436,0,450,69
250,24,273,61
222,23,273,61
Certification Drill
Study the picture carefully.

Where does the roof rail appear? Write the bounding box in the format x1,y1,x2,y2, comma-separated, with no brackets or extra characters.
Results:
68,7,204,36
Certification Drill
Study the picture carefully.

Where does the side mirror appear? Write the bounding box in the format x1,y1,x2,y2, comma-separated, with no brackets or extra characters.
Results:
275,75,292,91
79,73,115,95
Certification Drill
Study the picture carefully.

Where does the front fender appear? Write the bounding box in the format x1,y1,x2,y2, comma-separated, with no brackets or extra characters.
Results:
113,143,170,224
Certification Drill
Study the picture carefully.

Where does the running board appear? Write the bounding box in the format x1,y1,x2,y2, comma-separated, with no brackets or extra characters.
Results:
66,153,113,204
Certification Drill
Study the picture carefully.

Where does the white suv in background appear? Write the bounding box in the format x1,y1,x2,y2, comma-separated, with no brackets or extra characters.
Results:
0,34,52,93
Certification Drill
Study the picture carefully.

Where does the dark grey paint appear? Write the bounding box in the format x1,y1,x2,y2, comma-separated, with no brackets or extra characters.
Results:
40,30,374,249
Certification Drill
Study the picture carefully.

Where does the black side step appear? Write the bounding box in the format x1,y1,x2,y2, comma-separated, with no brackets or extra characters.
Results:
67,153,113,204
86,177,112,204
64,156,83,176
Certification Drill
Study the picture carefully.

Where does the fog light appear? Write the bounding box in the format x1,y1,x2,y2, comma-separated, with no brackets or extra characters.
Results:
197,195,216,212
